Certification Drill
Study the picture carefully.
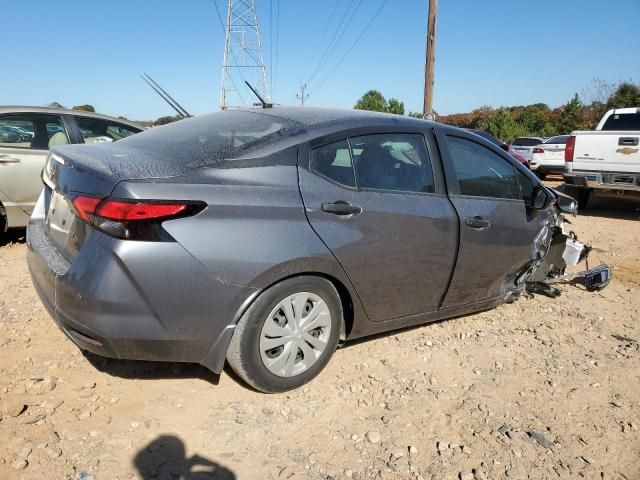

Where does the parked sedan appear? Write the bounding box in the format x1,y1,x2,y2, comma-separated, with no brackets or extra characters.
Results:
530,135,569,179
28,107,592,392
511,136,545,162
0,106,142,233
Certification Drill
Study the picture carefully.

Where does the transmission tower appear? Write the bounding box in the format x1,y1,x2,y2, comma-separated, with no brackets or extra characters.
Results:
220,0,270,110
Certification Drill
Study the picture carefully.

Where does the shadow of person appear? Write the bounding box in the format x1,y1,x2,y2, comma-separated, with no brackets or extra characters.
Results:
134,435,236,480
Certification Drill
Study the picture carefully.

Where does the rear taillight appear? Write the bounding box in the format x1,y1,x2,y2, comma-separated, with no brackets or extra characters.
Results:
68,196,205,241
532,147,544,154
565,135,576,163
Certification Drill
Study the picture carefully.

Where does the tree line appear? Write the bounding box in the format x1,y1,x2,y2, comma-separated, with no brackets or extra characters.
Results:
354,80,640,141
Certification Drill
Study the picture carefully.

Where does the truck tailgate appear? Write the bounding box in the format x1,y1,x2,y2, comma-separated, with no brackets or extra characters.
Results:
573,131,640,173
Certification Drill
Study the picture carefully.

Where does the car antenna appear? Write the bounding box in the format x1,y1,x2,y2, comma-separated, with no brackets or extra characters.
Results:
244,81,272,108
140,73,192,118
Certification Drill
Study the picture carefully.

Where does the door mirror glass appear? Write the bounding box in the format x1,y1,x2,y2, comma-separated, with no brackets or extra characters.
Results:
532,185,554,210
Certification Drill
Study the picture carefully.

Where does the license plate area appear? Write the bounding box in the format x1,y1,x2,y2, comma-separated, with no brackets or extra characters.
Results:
45,191,75,250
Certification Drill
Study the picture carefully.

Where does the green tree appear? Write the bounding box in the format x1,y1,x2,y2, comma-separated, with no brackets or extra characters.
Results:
354,90,388,112
386,98,405,115
605,82,640,110
48,102,65,109
73,104,95,112
478,108,525,141
408,112,424,118
154,115,182,126
557,94,588,134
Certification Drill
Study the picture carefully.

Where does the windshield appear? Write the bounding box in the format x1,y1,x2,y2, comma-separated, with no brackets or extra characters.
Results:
601,112,640,131
544,136,569,144
512,137,541,146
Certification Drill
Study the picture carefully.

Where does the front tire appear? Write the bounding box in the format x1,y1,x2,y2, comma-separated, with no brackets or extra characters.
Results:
226,276,342,393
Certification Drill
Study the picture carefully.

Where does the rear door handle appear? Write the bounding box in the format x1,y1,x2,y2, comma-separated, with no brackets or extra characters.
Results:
0,155,20,164
464,216,491,230
321,201,362,216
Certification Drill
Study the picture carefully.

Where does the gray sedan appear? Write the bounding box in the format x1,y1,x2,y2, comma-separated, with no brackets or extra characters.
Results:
27,107,592,392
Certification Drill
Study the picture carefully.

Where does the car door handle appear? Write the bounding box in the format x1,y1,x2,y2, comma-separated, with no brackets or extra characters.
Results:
321,201,362,216
464,216,491,230
0,155,20,164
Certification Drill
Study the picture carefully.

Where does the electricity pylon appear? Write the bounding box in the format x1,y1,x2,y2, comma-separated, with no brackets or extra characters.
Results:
220,0,270,110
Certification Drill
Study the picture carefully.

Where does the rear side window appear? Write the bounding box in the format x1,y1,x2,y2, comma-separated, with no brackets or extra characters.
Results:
512,137,541,147
601,112,640,131
0,114,67,150
351,133,435,193
311,140,356,187
76,117,140,144
446,135,520,200
544,135,568,144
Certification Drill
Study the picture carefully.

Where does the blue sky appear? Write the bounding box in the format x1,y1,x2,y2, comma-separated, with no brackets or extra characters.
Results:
2,0,639,120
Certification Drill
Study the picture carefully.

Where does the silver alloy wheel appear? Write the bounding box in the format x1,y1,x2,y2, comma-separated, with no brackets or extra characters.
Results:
259,291,332,377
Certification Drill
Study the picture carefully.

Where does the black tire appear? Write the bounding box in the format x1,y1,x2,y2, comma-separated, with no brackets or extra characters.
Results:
564,185,590,210
226,276,342,393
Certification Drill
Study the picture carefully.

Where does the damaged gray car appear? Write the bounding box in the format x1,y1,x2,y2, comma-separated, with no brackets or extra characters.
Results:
26,107,610,392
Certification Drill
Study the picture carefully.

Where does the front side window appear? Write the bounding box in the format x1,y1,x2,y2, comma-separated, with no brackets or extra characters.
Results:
0,114,67,150
446,135,520,200
76,117,140,144
351,133,435,193
311,140,355,187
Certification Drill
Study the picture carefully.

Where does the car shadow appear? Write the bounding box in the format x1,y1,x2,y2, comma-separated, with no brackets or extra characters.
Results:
82,352,221,385
134,435,236,479
0,228,26,247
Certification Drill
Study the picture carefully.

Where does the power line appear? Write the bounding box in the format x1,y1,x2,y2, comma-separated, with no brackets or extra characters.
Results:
303,0,340,79
309,0,390,94
212,0,225,30
305,0,357,86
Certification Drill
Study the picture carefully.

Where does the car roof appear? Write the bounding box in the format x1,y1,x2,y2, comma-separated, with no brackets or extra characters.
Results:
245,106,435,132
0,106,143,130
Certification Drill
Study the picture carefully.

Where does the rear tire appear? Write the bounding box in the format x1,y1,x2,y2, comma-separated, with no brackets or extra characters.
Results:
564,185,590,210
226,276,342,393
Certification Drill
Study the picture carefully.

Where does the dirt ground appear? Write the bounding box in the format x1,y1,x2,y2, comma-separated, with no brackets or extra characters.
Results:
0,185,639,480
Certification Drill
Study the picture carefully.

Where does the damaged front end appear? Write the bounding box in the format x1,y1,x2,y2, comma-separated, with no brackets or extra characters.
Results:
522,188,612,298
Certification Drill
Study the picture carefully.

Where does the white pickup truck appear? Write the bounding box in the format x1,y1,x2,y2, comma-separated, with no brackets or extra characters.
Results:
564,107,640,208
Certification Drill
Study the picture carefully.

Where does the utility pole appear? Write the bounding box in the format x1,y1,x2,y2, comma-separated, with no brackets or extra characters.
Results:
296,84,309,106
423,0,437,119
220,0,270,110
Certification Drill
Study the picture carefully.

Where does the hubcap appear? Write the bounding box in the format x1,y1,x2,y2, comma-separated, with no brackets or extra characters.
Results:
259,292,332,377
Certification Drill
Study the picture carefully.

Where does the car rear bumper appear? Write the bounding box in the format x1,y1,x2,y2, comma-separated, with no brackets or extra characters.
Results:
26,212,257,373
564,170,640,192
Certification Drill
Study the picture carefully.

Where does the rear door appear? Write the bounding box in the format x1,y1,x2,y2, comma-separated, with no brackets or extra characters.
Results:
299,131,458,322
0,113,70,226
437,130,547,307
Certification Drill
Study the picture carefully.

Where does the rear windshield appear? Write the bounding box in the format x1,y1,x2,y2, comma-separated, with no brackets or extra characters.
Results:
512,137,541,146
117,110,305,167
601,112,640,131
544,135,569,144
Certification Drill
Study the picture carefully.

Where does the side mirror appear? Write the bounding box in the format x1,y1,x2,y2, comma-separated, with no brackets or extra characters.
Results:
532,185,554,210
501,142,509,151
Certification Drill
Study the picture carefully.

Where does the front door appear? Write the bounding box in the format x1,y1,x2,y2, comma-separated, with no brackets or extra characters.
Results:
437,131,548,307
299,132,458,322
0,113,69,226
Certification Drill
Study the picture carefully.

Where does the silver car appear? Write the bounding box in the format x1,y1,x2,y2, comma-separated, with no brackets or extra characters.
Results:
0,106,142,233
